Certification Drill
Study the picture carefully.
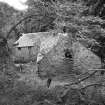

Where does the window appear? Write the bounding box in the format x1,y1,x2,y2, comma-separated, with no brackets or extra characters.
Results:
64,49,72,59
18,47,21,50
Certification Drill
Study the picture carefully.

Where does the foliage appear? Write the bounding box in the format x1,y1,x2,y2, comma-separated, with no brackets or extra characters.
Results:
82,0,105,17
1,0,105,105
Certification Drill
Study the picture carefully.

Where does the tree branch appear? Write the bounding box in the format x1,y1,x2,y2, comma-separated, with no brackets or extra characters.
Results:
65,71,97,87
80,83,102,90
60,71,97,99
7,14,43,39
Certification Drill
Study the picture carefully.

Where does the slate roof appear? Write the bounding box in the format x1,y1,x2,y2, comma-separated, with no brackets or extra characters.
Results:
14,32,53,47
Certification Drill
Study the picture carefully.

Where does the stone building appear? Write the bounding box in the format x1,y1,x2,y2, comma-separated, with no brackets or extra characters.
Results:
13,31,102,80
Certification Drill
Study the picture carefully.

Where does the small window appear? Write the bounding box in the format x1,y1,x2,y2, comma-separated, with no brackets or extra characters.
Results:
64,49,72,59
100,70,105,75
63,26,66,33
18,47,21,50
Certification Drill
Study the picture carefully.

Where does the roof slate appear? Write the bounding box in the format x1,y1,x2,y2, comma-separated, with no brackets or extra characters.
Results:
14,32,53,47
